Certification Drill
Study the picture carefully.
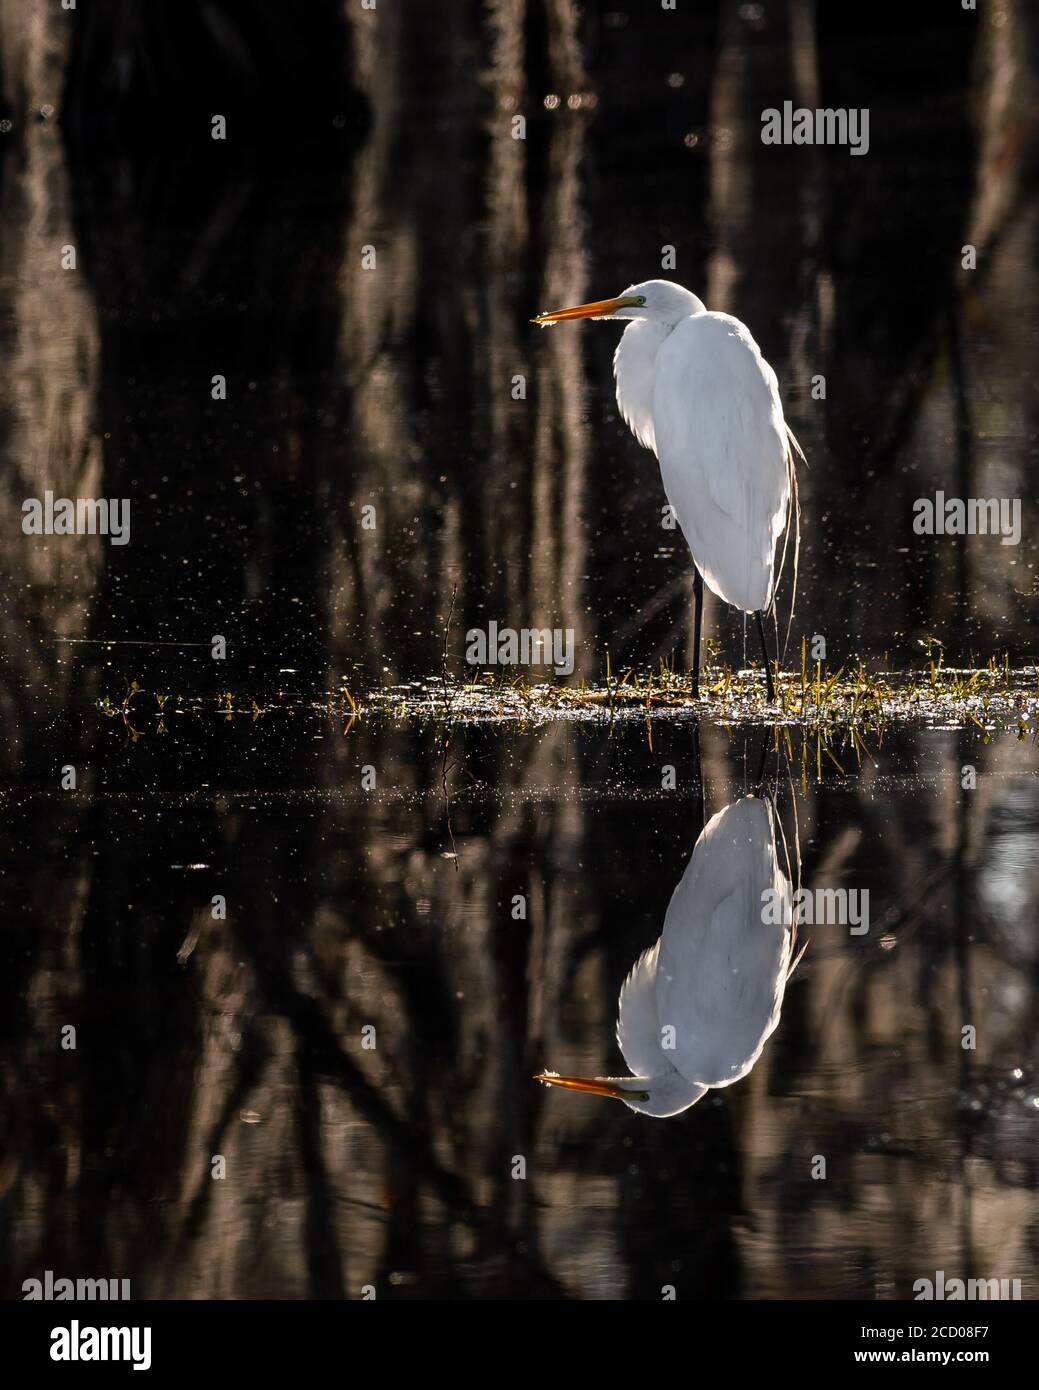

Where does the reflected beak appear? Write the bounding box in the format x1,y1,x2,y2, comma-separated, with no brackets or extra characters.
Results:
531,295,631,326
534,1071,646,1102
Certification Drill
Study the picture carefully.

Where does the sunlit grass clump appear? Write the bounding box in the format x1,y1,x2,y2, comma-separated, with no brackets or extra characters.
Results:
97,646,1038,764
367,643,1038,743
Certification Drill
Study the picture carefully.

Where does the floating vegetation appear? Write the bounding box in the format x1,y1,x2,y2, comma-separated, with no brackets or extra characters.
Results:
96,648,1038,743
364,652,1038,755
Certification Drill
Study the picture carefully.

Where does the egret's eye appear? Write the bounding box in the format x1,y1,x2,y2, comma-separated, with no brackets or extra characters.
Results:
634,296,647,306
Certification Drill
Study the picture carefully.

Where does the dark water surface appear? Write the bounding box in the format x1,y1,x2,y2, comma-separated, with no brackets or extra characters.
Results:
4,717,1039,1299
1,2,1038,1300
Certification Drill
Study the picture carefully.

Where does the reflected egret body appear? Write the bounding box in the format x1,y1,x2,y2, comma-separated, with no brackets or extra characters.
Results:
536,796,798,1118
534,280,800,700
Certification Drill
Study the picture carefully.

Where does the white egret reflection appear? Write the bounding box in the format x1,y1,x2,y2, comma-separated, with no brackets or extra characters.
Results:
537,795,803,1118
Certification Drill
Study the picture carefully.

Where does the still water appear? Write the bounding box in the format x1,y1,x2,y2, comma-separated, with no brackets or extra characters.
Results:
4,715,1038,1299
1,2,1038,1300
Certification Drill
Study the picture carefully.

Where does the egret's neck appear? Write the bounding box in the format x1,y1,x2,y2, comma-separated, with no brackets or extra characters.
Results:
666,291,706,322
620,1068,708,1118
613,320,674,453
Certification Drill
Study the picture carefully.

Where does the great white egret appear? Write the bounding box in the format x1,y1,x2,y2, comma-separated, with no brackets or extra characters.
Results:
535,796,802,1118
533,280,801,701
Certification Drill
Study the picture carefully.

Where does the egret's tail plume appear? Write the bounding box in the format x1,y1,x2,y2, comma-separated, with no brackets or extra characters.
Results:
773,427,803,669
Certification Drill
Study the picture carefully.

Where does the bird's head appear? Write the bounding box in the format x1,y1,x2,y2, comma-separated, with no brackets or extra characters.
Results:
532,279,704,328
534,1070,708,1118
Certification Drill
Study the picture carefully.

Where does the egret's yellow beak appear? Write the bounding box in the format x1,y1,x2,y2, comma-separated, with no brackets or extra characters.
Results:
531,295,632,326
534,1071,647,1102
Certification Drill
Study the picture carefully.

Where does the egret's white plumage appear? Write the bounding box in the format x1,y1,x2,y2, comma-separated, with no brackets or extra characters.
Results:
650,313,792,613
537,796,798,1118
644,796,793,1090
534,277,799,637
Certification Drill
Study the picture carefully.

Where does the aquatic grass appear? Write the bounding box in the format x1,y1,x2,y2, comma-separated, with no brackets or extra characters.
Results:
359,652,1036,740
95,657,1038,792
97,652,1039,746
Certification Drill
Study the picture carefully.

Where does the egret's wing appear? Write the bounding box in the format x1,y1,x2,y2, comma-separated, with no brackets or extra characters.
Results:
616,941,663,1078
652,312,791,613
655,797,793,1088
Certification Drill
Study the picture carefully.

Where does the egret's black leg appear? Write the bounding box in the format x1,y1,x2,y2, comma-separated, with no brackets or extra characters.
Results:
692,568,704,698
755,610,775,702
